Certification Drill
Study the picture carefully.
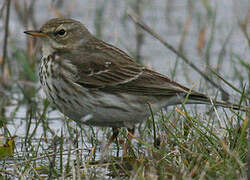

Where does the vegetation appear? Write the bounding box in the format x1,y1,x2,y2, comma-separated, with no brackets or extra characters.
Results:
0,0,249,179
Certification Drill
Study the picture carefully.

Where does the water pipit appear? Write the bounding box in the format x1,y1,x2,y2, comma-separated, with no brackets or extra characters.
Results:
24,18,248,151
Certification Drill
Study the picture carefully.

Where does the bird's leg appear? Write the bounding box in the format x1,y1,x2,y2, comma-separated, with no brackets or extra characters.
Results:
104,128,119,151
122,127,135,156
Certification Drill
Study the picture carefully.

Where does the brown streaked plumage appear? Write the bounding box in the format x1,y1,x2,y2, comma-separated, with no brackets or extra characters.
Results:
24,18,248,133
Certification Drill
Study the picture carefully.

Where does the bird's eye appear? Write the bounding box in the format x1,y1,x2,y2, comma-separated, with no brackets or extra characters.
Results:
56,29,66,36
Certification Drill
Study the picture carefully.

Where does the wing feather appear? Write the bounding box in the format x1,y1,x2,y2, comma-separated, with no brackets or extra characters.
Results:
73,39,193,96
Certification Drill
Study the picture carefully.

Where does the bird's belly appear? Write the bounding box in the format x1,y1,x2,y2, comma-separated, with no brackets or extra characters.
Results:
41,74,151,128
80,92,151,128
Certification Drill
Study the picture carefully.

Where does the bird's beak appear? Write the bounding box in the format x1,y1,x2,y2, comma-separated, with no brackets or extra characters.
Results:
24,30,47,37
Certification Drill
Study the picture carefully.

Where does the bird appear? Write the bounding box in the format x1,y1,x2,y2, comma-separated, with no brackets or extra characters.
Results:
24,18,248,150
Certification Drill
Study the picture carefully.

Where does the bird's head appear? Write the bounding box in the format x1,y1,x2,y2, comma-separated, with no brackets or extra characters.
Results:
24,18,91,55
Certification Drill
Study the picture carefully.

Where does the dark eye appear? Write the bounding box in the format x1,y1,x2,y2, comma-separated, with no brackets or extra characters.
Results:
56,29,66,36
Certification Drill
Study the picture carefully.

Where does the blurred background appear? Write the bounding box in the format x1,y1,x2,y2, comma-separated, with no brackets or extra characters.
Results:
0,0,249,179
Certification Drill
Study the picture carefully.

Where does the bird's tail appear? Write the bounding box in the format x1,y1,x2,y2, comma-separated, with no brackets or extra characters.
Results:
182,92,249,112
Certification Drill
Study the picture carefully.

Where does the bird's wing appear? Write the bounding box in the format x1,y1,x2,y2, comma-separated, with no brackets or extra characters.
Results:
73,41,249,111
75,53,144,88
75,47,192,96
112,68,193,95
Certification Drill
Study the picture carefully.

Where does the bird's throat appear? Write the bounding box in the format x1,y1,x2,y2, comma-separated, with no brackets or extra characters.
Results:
42,41,55,58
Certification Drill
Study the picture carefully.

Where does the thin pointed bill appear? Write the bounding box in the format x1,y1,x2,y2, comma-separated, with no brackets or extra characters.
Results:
24,30,47,37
